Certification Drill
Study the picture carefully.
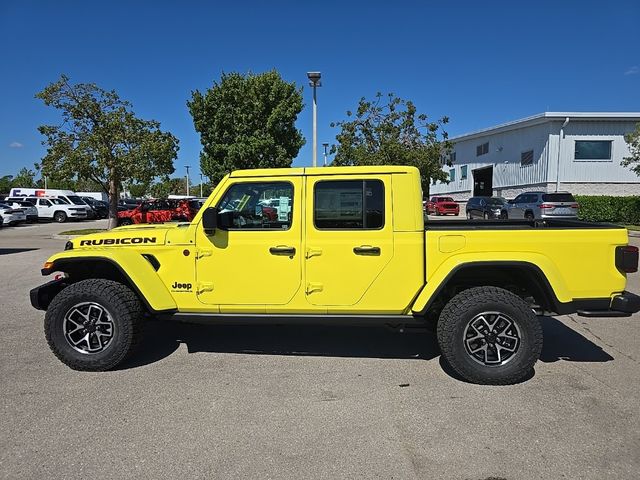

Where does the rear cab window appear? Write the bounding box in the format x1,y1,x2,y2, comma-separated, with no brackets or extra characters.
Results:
314,180,384,230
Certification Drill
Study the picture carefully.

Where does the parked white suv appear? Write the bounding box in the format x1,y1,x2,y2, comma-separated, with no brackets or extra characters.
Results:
28,197,87,222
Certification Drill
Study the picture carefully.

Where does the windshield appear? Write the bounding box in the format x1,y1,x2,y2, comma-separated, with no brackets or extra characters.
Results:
437,197,454,202
486,198,506,206
67,195,87,205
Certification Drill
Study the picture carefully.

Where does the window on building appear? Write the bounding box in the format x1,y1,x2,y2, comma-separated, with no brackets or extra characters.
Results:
449,168,456,182
451,151,457,163
314,180,384,230
521,150,534,166
574,141,612,160
476,142,489,156
432,178,437,185
460,165,468,179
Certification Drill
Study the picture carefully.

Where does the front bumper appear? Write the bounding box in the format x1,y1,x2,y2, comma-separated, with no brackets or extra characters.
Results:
577,291,640,318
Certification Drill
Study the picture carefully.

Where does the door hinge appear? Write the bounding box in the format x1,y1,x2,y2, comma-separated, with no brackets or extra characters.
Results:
306,282,324,294
196,282,214,294
306,248,323,259
196,249,212,259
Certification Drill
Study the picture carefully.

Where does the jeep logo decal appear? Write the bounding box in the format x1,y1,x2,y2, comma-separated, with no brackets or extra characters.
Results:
171,282,192,292
79,237,157,246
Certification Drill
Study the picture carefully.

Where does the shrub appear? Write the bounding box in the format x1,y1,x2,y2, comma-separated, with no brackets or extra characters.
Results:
575,195,640,224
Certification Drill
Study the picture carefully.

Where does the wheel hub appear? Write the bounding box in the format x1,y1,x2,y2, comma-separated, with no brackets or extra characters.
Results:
63,302,115,354
463,311,521,366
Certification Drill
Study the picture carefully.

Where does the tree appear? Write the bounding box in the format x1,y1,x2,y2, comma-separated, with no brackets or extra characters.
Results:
0,175,13,194
36,75,179,228
188,70,305,184
149,177,186,198
11,167,37,188
331,92,452,193
622,122,640,175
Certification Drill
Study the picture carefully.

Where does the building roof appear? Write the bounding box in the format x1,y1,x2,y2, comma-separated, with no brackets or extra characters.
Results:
451,112,640,142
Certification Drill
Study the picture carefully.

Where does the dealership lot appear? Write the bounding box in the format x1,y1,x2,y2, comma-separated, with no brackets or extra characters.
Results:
1,221,639,480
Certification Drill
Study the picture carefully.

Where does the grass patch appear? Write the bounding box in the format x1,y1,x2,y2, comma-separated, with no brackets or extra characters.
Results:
58,228,106,236
624,225,640,231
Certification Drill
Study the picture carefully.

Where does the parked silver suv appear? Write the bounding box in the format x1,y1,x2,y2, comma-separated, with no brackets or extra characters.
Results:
506,191,579,220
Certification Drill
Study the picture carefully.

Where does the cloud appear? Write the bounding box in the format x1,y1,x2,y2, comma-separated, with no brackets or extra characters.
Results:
625,66,639,75
9,142,23,148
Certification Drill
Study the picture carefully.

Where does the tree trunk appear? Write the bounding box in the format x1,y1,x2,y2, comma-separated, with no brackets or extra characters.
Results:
107,167,119,230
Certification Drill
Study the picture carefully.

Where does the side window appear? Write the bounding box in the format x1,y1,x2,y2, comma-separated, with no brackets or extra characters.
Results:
40,199,51,206
513,195,523,204
218,181,293,230
314,180,384,230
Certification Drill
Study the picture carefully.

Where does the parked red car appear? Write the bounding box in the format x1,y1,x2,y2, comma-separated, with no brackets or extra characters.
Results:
117,199,200,226
425,196,460,216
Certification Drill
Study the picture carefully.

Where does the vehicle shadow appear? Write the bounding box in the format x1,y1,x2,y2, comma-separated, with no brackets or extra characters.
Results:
0,248,39,255
120,315,614,375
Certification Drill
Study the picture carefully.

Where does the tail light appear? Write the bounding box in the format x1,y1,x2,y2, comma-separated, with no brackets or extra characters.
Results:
616,245,639,273
539,203,554,209
571,203,580,209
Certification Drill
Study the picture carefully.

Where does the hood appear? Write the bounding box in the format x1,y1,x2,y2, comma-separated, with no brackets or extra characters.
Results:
69,223,176,249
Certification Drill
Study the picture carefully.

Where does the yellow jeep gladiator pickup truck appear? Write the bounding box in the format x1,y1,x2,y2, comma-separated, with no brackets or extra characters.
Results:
31,166,640,384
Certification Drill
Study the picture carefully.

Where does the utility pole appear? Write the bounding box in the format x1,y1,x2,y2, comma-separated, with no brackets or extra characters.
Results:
307,72,322,167
556,117,569,192
185,165,190,196
322,142,329,167
199,173,203,198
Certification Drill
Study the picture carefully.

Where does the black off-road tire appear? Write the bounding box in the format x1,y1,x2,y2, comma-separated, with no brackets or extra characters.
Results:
118,218,133,226
53,211,67,223
44,279,144,371
437,286,543,385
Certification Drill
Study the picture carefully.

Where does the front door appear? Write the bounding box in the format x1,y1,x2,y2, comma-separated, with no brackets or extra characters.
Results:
195,178,302,309
304,175,394,306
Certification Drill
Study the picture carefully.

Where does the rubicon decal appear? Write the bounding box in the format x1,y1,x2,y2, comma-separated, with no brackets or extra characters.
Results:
79,237,157,246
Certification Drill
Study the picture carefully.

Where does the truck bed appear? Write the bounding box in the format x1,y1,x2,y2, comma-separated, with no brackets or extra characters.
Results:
425,219,625,231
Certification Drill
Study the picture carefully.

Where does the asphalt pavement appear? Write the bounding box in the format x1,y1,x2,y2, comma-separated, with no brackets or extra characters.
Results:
1,218,639,479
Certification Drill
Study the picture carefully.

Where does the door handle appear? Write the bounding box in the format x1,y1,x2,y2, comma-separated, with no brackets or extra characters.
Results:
353,246,381,256
269,246,296,256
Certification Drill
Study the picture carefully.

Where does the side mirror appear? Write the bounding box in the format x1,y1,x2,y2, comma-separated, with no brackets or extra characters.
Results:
202,207,218,235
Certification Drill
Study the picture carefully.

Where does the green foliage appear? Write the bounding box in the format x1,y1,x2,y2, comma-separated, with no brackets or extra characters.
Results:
330,92,452,193
621,123,640,175
11,168,37,188
188,70,305,184
149,177,187,198
0,175,13,194
36,74,179,227
575,195,640,224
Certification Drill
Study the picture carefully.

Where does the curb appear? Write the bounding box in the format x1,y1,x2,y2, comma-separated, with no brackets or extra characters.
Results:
51,234,81,240
628,231,640,238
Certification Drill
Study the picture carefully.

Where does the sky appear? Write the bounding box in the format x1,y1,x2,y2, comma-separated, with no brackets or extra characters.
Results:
1,0,639,179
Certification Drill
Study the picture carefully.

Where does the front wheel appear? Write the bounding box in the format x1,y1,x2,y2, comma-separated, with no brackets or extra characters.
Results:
44,279,144,371
500,211,508,220
53,211,67,223
118,218,133,226
437,286,543,385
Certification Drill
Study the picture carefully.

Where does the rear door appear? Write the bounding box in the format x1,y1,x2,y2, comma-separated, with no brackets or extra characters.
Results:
304,175,393,306
510,194,525,218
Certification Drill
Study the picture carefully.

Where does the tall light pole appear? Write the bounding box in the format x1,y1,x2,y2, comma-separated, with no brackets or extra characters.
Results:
185,165,190,196
322,142,329,167
199,173,203,198
307,72,322,167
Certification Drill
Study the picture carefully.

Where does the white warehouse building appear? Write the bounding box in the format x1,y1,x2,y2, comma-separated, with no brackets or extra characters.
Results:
430,112,640,200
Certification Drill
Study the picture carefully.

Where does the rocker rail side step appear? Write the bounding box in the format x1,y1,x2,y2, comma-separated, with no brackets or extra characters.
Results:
159,313,426,327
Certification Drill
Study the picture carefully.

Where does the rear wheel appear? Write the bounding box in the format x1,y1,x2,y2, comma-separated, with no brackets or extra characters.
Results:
53,211,67,223
525,212,535,221
500,211,508,220
44,279,143,371
437,286,543,385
